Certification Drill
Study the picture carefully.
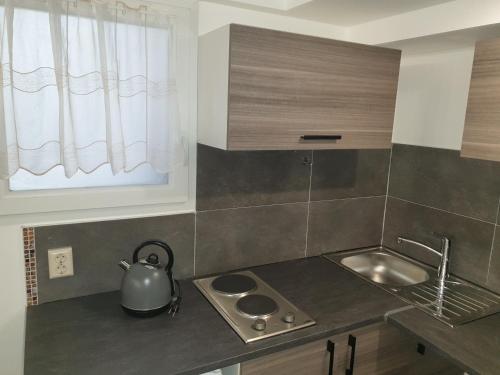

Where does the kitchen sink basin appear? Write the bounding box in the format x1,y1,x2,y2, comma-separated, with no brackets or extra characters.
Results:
324,247,500,327
324,248,430,288
339,251,430,287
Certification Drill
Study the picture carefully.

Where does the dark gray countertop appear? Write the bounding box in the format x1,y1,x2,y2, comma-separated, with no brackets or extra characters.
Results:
26,255,500,375
386,307,500,375
25,257,406,375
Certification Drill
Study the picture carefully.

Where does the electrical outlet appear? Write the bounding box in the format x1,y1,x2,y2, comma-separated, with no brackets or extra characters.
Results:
48,247,74,279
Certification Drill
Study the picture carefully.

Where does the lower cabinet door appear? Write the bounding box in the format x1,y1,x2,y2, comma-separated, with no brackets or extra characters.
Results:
240,334,348,375
346,323,464,375
241,323,463,375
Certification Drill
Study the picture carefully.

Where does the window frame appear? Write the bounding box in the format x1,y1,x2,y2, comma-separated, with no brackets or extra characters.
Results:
0,0,198,217
0,153,195,215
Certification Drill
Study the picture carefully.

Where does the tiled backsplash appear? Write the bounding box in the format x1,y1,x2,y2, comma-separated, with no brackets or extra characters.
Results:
308,196,385,255
23,228,37,306
26,144,390,305
383,144,500,293
195,144,390,271
195,203,308,275
31,214,195,304
309,148,389,201
29,143,500,305
196,146,312,210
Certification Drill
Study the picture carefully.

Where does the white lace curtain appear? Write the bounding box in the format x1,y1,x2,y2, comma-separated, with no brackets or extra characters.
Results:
0,0,189,178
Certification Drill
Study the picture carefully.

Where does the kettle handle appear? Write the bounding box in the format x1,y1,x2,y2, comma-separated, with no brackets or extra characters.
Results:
132,240,174,273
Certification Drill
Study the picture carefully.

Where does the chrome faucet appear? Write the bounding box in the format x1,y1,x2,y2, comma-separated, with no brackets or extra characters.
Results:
397,234,451,287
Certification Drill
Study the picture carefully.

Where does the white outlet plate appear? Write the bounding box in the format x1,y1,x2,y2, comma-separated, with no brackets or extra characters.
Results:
48,247,74,279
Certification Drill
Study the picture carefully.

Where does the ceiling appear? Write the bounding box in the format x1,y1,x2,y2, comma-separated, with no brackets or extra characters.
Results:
209,0,456,26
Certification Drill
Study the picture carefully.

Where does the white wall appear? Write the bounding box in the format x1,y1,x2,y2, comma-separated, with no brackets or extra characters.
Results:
392,46,475,150
198,1,346,38
346,0,500,151
348,0,500,45
0,225,26,375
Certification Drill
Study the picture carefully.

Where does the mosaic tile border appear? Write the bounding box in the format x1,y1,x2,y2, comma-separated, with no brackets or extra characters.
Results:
23,227,38,306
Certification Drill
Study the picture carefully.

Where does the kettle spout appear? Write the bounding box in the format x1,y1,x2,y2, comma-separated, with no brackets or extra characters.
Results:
118,260,131,271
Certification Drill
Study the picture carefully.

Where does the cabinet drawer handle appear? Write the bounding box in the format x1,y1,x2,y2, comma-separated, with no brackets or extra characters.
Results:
327,340,335,375
345,334,357,375
300,135,342,141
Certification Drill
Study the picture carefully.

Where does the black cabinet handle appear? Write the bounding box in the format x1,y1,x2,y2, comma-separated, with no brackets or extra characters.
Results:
300,135,342,141
327,340,335,375
345,335,357,375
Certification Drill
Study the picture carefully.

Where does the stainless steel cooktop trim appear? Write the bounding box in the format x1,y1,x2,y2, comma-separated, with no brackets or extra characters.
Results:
193,271,316,343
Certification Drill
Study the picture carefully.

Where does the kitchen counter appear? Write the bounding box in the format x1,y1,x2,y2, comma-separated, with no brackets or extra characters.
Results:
386,307,500,375
26,255,500,375
25,257,406,375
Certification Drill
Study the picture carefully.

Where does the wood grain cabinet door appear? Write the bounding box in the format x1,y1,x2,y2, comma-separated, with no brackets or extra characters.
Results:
462,37,500,162
227,25,401,150
240,324,462,375
346,324,463,375
240,335,348,375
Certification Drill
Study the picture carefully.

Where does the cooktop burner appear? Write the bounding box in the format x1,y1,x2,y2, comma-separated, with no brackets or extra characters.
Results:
194,271,316,343
236,294,278,318
211,274,257,295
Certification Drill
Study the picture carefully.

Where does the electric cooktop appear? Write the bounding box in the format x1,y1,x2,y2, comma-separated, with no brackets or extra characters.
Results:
194,271,316,343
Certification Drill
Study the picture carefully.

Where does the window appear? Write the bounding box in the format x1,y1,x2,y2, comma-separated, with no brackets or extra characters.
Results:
9,164,168,191
0,0,196,214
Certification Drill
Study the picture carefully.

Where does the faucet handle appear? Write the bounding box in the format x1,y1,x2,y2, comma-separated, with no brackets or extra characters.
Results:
432,231,448,239
432,232,450,246
432,232,451,250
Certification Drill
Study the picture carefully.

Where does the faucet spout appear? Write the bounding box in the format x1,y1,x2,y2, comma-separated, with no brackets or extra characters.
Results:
397,234,451,286
397,237,441,257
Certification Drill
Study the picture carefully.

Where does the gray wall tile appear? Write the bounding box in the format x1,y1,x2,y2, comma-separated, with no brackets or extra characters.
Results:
487,229,500,294
33,144,395,304
195,204,308,275
383,197,494,287
197,144,311,210
310,149,390,201
35,214,195,303
307,196,385,256
389,144,500,222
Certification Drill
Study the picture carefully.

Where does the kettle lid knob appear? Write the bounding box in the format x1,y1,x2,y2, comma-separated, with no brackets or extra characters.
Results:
146,253,159,265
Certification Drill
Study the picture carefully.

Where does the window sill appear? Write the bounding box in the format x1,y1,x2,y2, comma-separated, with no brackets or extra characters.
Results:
0,168,193,218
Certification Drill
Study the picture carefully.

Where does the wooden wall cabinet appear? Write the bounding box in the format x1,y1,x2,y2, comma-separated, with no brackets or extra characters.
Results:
462,37,500,161
198,24,401,151
241,323,462,375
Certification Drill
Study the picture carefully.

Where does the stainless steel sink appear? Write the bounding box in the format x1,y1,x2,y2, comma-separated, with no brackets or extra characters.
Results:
324,247,500,327
340,251,430,287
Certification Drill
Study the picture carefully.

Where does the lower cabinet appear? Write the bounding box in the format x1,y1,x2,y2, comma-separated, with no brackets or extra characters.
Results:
240,323,463,375
240,333,348,375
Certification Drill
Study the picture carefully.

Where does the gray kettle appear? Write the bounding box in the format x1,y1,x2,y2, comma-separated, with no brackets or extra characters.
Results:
118,240,181,317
